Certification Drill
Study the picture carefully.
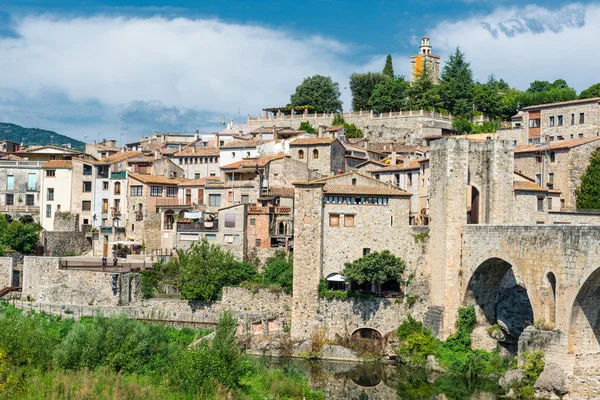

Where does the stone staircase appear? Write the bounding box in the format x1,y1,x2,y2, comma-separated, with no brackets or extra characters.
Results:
0,287,21,299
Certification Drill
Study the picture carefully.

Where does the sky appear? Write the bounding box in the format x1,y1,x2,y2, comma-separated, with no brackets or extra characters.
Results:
0,0,598,143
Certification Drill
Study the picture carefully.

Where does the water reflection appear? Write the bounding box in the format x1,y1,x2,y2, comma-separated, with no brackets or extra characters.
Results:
262,358,501,400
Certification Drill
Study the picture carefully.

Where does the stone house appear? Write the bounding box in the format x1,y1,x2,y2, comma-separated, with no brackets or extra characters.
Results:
14,145,83,161
521,97,600,144
172,145,220,179
514,136,600,209
368,161,421,220
85,139,120,160
352,159,388,172
218,139,270,168
512,174,562,224
288,137,346,177
0,159,44,216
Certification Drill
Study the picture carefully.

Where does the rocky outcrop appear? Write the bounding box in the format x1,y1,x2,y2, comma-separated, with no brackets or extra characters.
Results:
427,355,447,374
496,286,534,339
534,363,568,399
471,326,497,352
320,345,360,362
499,369,524,391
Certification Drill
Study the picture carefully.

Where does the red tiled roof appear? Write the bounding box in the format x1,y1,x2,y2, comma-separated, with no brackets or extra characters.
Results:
173,146,220,157
514,136,600,154
42,160,72,169
128,172,188,185
369,160,420,173
513,181,548,192
178,177,221,187
522,97,600,111
96,151,142,164
289,137,337,146
219,139,271,149
323,184,410,196
221,154,286,170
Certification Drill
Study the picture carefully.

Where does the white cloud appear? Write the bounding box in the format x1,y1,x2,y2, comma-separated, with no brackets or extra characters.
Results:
0,14,354,132
428,3,599,90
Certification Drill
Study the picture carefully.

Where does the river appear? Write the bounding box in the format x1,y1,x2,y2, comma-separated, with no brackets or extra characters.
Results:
263,358,501,400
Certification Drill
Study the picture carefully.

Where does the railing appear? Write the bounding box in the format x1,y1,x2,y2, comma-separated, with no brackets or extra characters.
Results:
100,226,113,233
0,160,45,166
248,109,455,123
248,206,291,214
115,227,126,233
110,171,126,179
58,259,154,272
155,198,183,207
176,221,218,231
0,287,21,298
0,205,40,212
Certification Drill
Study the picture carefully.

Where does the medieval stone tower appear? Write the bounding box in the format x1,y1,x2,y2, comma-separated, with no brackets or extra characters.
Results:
410,37,441,84
428,139,514,337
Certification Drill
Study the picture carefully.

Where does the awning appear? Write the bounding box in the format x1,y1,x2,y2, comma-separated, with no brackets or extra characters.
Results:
327,273,345,282
184,211,203,219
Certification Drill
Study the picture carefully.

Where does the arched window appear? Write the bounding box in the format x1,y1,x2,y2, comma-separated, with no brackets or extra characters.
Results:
114,182,121,195
313,149,319,159
298,150,304,159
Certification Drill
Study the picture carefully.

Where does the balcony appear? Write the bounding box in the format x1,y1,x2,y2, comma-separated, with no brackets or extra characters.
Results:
248,206,292,215
0,205,40,213
115,227,126,234
110,171,126,179
155,198,183,207
100,226,113,234
176,221,218,231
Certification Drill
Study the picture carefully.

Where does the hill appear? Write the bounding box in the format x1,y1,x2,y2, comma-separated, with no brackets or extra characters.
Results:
0,122,85,152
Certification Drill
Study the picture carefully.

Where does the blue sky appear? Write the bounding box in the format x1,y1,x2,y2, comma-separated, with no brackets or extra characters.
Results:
0,0,598,142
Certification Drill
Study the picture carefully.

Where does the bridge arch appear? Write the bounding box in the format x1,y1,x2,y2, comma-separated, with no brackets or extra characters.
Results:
465,257,533,339
568,266,600,355
351,327,383,341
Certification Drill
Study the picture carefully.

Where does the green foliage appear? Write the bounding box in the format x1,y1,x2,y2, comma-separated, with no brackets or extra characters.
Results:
413,230,429,243
343,249,405,287
0,122,85,151
0,216,42,254
579,82,600,99
382,54,394,78
290,75,342,113
349,72,387,111
343,123,363,138
261,251,293,293
368,76,410,113
575,149,600,209
396,315,436,367
140,269,159,299
331,113,345,126
509,350,545,397
439,47,475,117
298,121,316,134
407,60,442,110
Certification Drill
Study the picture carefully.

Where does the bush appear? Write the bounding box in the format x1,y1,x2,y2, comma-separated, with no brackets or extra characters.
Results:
396,315,436,367
0,215,42,254
261,251,293,293
140,269,158,299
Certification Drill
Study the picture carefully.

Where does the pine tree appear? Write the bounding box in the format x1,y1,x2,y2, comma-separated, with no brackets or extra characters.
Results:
575,150,600,209
439,47,474,117
382,54,394,78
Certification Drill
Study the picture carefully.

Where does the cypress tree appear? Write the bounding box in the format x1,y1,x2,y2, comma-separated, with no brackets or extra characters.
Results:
575,149,600,209
439,47,474,117
383,54,394,78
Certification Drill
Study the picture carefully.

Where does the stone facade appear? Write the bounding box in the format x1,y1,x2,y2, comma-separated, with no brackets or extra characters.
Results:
289,139,346,177
42,231,92,256
0,160,44,214
0,257,14,289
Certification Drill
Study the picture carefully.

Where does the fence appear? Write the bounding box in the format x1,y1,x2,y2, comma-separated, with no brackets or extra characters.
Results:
248,108,454,122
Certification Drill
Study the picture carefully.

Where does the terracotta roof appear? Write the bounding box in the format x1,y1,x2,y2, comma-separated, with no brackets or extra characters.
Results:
265,187,295,198
323,184,410,196
178,177,221,187
355,159,388,168
325,125,344,132
3,154,23,160
92,143,120,151
127,156,155,163
128,172,189,185
221,154,287,170
219,139,271,149
289,137,337,146
347,137,367,144
173,146,220,157
96,151,143,164
42,160,72,169
18,145,81,154
369,160,420,173
217,124,259,136
514,136,600,154
513,181,548,192
367,142,424,154
522,97,600,111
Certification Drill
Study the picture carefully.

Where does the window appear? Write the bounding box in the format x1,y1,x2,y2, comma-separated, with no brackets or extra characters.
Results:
549,116,555,126
529,118,541,128
313,149,319,159
5,194,14,205
549,136,555,141
298,150,304,159
83,181,92,192
241,194,249,203
557,115,563,126
344,214,355,227
571,114,575,125
535,174,542,186
166,187,178,197
6,175,14,190
548,173,554,185
255,239,261,247
27,173,36,191
246,151,250,157
102,199,109,212
363,248,371,256
537,197,544,212
352,178,357,186
130,185,143,196
103,181,109,190
25,194,33,206
83,165,92,175
224,214,236,228
224,234,234,244
46,170,55,177
329,214,340,227
579,133,584,138
227,191,233,202
82,201,91,211
209,194,221,207
46,204,52,218
580,113,585,124
250,218,256,226
550,152,556,162
205,233,217,241
547,197,553,211
195,173,200,179
47,188,54,201
150,186,163,197
114,182,121,195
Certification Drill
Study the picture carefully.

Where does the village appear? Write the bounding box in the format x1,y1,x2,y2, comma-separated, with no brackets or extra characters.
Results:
1,37,600,399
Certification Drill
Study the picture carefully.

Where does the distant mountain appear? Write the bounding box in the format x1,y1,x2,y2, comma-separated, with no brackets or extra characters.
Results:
0,122,85,152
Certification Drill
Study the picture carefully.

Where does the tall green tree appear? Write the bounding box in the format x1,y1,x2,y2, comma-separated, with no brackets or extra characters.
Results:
407,61,442,110
382,54,395,78
343,250,405,292
368,76,410,113
439,47,474,116
579,83,600,99
349,72,387,111
290,74,342,113
575,149,600,209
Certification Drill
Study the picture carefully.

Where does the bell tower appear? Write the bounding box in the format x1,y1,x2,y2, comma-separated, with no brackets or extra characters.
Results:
410,36,441,84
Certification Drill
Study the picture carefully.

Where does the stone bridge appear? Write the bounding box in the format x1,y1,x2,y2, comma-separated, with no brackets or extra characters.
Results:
460,224,600,375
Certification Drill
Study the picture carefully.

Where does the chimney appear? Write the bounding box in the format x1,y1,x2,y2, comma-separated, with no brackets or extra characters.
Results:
391,151,397,165
318,125,324,137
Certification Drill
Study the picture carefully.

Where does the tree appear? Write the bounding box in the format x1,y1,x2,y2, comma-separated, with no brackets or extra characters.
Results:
407,61,442,110
343,250,405,292
330,113,363,138
290,74,342,113
382,54,394,78
579,83,600,99
349,72,387,111
0,218,41,254
332,113,345,126
439,47,474,116
368,76,410,113
261,251,293,293
575,149,600,209
298,121,316,134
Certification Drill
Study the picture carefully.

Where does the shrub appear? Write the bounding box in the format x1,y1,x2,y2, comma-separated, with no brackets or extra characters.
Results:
396,315,436,367
261,251,293,293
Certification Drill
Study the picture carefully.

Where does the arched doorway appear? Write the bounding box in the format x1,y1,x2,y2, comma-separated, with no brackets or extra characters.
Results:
568,268,600,355
545,272,557,328
351,327,382,341
465,258,533,341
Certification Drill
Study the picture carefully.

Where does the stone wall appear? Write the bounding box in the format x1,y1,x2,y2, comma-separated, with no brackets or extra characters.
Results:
535,101,600,141
0,257,14,289
42,231,92,256
52,211,80,232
